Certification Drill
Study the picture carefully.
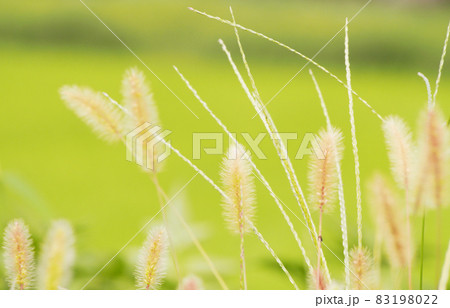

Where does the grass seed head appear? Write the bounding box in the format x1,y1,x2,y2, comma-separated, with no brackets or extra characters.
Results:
369,174,409,268
349,246,374,290
308,126,343,213
3,219,35,290
382,115,416,191
135,226,168,290
122,67,160,128
415,107,449,209
221,143,256,234
37,220,75,290
60,85,124,142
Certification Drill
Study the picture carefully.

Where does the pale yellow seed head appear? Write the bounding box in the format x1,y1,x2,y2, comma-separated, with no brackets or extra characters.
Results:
60,85,124,142
349,246,374,290
122,67,160,128
3,219,35,290
37,220,75,290
415,107,449,209
308,126,343,213
369,174,409,268
135,227,168,290
221,143,256,234
382,115,415,191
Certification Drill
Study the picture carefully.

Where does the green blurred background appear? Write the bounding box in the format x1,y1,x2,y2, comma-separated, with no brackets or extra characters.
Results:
0,0,449,290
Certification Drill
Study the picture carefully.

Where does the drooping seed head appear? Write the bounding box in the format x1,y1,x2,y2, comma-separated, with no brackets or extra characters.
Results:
60,85,124,142
369,174,409,268
37,220,75,290
2,219,35,290
308,126,343,212
179,275,204,290
382,115,415,191
135,227,168,290
221,143,256,234
349,246,374,290
122,67,160,128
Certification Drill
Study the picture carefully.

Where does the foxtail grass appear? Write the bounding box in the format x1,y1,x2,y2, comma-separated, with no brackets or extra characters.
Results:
218,38,330,283
382,116,415,288
60,86,124,142
370,175,409,269
135,227,168,290
349,247,374,290
310,69,350,289
3,219,35,290
37,220,75,290
308,127,343,289
221,144,255,289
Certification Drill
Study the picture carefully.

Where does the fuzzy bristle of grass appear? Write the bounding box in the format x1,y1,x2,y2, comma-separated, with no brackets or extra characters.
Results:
382,116,415,191
221,143,255,289
2,219,35,290
308,127,343,213
415,107,449,209
179,275,204,290
218,38,330,281
122,68,164,172
310,69,350,289
135,227,168,290
382,115,415,288
349,247,374,290
60,85,123,142
221,144,255,234
37,220,75,290
309,267,329,290
370,175,409,269
122,67,159,127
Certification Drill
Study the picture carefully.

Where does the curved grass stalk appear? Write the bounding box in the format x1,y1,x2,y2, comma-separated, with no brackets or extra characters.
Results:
251,223,299,290
217,38,331,281
417,73,432,109
188,7,383,121
345,20,363,250
173,66,313,274
152,175,229,290
432,20,450,107
310,69,350,289
109,100,298,289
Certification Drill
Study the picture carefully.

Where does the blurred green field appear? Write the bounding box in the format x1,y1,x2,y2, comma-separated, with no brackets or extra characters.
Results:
0,0,450,290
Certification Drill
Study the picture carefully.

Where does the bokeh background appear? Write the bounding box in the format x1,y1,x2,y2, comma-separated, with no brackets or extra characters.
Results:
1,0,450,290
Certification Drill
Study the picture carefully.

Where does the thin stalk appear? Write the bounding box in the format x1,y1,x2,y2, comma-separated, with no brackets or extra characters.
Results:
151,173,182,283
432,20,450,107
420,209,426,290
251,223,299,290
153,175,229,290
345,20,363,250
218,38,330,281
310,69,350,289
113,99,297,289
173,66,313,274
439,240,450,290
317,208,324,290
188,7,383,121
